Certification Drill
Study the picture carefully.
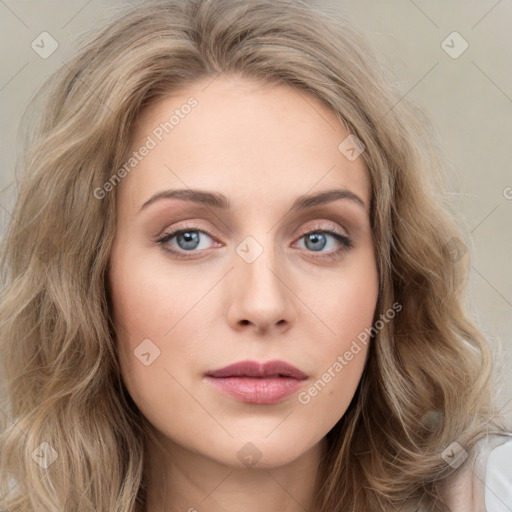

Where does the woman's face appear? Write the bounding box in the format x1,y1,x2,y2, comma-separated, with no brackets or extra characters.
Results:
109,75,379,469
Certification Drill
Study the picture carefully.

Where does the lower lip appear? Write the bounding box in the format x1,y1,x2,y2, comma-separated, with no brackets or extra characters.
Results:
205,376,304,404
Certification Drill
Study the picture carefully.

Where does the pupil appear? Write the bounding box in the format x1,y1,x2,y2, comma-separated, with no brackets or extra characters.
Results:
306,233,326,251
178,231,199,250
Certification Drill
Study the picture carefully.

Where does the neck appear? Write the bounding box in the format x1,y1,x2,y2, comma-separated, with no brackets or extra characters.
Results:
144,433,328,512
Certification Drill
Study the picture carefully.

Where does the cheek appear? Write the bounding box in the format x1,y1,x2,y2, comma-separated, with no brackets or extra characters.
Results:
297,345,368,429
297,253,378,411
305,252,379,345
297,281,375,423
109,241,194,344
108,241,209,404
108,242,169,382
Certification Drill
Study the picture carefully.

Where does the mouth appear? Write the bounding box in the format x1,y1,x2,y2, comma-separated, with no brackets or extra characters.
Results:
204,359,308,404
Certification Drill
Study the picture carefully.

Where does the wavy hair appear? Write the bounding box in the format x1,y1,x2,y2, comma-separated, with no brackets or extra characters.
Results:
0,0,507,510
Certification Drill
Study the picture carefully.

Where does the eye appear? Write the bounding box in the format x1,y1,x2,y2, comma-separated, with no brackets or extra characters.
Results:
155,225,353,261
155,225,218,259
294,228,353,260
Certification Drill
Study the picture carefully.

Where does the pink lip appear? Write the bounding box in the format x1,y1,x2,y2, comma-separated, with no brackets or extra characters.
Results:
205,360,308,404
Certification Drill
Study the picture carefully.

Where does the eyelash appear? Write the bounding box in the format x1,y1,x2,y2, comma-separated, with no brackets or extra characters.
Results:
154,223,353,261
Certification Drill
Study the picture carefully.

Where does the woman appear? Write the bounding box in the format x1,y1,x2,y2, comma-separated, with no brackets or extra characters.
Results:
0,0,510,510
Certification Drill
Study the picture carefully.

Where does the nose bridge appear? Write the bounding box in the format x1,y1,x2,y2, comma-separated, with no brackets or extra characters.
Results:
235,232,283,297
228,232,294,331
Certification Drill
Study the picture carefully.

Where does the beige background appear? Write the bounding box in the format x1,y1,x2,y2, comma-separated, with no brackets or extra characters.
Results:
1,0,511,420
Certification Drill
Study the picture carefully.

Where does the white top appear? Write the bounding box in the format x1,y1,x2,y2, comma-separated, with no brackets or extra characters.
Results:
426,433,512,511
485,437,512,511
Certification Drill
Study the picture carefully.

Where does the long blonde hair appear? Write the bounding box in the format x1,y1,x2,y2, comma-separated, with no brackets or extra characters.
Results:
0,0,506,510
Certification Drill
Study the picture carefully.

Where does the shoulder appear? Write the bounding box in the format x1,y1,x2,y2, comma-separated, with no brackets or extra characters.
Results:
483,434,512,511
442,432,512,512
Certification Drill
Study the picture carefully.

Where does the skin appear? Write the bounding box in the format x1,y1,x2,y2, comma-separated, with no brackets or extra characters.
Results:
108,74,379,512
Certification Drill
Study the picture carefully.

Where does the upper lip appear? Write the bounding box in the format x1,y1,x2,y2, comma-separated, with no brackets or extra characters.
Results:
205,359,308,380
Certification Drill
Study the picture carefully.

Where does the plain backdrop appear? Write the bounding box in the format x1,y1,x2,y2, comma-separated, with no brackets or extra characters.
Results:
0,0,511,420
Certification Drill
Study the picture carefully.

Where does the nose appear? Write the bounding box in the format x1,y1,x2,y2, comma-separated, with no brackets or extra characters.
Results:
226,242,296,335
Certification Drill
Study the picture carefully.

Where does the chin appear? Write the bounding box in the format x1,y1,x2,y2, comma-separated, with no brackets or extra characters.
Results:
208,433,320,470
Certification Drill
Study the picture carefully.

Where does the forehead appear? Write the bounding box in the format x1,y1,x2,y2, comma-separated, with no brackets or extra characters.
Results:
119,75,371,212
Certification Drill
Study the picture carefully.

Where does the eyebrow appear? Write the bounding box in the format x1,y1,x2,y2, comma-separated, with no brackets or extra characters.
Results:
138,187,366,213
